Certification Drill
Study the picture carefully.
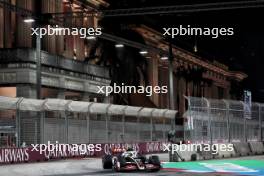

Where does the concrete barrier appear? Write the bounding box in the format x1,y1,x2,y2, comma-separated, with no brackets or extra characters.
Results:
214,143,236,159
175,150,199,161
170,144,213,161
196,144,214,160
169,142,264,162
249,142,264,155
233,142,251,156
170,143,230,161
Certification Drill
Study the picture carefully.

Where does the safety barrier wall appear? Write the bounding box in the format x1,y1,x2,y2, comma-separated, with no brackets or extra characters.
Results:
0,96,177,147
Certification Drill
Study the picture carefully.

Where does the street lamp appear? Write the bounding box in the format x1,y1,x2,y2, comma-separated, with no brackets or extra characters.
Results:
23,18,35,23
115,44,124,48
161,56,168,60
35,29,41,100
139,50,148,55
168,42,175,110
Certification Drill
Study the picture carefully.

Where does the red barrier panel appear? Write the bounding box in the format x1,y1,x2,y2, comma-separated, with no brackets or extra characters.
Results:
0,141,169,164
0,147,46,164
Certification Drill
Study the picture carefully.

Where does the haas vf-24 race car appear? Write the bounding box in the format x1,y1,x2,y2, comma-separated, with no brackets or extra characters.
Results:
102,148,161,172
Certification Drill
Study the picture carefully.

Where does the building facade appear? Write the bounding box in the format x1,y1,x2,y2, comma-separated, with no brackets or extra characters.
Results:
0,0,111,101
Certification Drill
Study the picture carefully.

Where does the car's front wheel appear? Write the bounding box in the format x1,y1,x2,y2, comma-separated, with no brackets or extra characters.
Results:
112,157,121,172
102,155,112,169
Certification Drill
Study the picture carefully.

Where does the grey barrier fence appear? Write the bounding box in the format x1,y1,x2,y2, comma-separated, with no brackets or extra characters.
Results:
184,96,264,144
0,96,177,147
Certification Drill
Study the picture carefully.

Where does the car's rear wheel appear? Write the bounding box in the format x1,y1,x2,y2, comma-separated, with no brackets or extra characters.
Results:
148,155,161,171
149,155,160,165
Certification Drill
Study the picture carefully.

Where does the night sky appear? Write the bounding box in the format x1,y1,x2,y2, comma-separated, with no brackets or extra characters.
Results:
103,0,264,102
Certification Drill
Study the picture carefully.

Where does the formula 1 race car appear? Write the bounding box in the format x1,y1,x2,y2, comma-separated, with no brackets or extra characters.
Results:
102,148,161,172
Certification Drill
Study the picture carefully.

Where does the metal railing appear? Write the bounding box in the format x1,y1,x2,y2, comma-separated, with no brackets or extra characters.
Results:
184,96,264,144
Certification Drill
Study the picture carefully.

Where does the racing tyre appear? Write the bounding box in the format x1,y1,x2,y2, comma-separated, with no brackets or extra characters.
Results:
102,155,112,169
148,155,161,171
149,155,160,165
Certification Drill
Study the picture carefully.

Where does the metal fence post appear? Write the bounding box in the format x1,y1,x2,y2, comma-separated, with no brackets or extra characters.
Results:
193,105,197,143
34,117,38,144
183,96,190,143
40,99,48,144
64,101,72,144
65,113,68,143
163,119,166,141
257,103,261,141
122,115,125,142
87,103,93,143
150,109,155,142
204,98,212,145
137,107,143,142
122,106,128,143
137,116,140,142
86,113,90,143
261,104,263,141
15,98,24,147
106,104,112,143
163,110,169,141
223,100,231,143
227,102,231,143
201,118,204,143
40,111,45,144
240,101,247,142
